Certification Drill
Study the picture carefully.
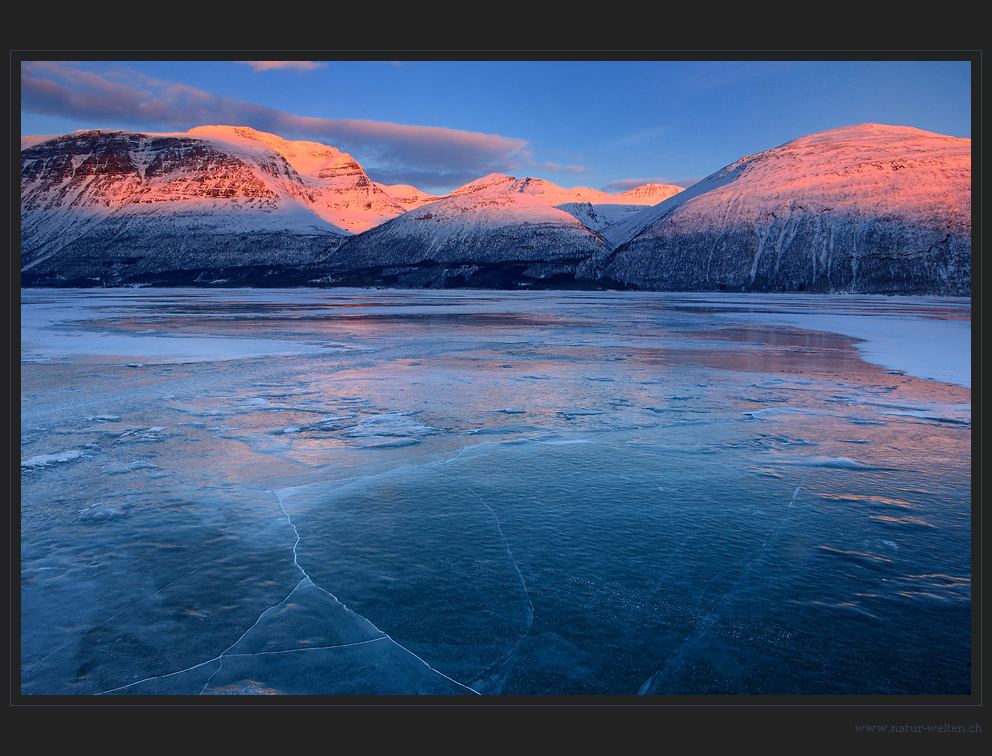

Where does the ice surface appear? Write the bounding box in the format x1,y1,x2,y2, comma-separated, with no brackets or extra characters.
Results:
698,293,971,388
21,449,87,468
20,289,971,696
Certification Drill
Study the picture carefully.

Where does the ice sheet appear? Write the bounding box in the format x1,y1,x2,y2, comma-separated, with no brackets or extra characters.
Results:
19,288,971,696
653,293,971,388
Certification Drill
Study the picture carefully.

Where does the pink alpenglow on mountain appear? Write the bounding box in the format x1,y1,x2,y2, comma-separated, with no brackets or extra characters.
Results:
322,188,613,289
20,126,681,288
21,127,354,285
599,124,971,295
20,123,968,294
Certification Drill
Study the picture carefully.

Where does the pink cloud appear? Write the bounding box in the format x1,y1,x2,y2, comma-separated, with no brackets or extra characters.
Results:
236,61,327,73
20,62,532,192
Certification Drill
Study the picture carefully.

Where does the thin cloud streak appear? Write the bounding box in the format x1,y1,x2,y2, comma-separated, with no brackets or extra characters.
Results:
20,61,533,193
610,127,671,148
537,162,590,177
236,61,327,73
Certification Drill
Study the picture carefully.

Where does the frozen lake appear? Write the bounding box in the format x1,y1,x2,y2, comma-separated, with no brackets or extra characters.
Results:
19,288,972,696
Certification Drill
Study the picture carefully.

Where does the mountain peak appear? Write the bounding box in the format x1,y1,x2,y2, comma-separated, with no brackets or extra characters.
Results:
450,173,520,195
600,122,970,295
782,122,968,149
20,122,970,294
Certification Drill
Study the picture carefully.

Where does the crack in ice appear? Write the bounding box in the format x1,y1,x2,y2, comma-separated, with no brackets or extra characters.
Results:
638,477,808,695
23,508,284,677
258,487,480,695
433,468,535,689
95,484,478,695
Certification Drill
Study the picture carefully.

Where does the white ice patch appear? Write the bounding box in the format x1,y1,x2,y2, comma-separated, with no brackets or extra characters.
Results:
355,437,421,449
21,450,86,468
709,297,971,389
77,501,134,522
347,413,432,439
117,427,168,441
102,461,161,475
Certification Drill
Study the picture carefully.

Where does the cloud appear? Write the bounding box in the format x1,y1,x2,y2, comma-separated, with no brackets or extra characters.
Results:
20,61,530,194
610,127,671,148
536,162,591,176
651,61,808,97
21,61,154,123
236,61,327,73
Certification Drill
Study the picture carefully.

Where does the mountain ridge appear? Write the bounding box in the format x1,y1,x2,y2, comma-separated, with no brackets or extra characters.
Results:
597,123,971,295
20,123,970,294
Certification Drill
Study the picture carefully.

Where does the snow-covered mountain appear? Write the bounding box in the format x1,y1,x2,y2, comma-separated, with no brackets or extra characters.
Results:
20,123,970,294
203,126,409,234
597,124,971,295
20,126,403,286
573,183,686,229
315,173,684,288
319,187,613,289
447,172,679,205
373,183,441,212
19,127,680,287
445,173,683,232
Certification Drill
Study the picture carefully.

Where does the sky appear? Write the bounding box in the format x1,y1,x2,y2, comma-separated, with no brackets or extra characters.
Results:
17,57,974,196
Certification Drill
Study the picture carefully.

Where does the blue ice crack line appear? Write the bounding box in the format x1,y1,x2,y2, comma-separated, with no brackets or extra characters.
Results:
638,477,806,695
195,574,317,695
429,444,533,618
96,485,477,695
23,507,285,676
97,575,370,694
99,610,391,694
186,489,477,694
432,468,536,686
252,488,479,695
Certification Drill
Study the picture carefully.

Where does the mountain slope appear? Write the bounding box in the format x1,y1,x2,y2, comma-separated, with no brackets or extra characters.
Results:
199,127,408,233
20,123,969,294
320,189,612,289
448,173,683,232
597,124,971,295
20,127,379,286
373,183,441,212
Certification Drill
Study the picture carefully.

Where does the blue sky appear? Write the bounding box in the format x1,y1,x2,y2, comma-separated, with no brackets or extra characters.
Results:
19,57,973,195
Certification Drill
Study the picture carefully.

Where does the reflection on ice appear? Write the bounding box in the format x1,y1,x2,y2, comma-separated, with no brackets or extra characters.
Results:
20,289,971,696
